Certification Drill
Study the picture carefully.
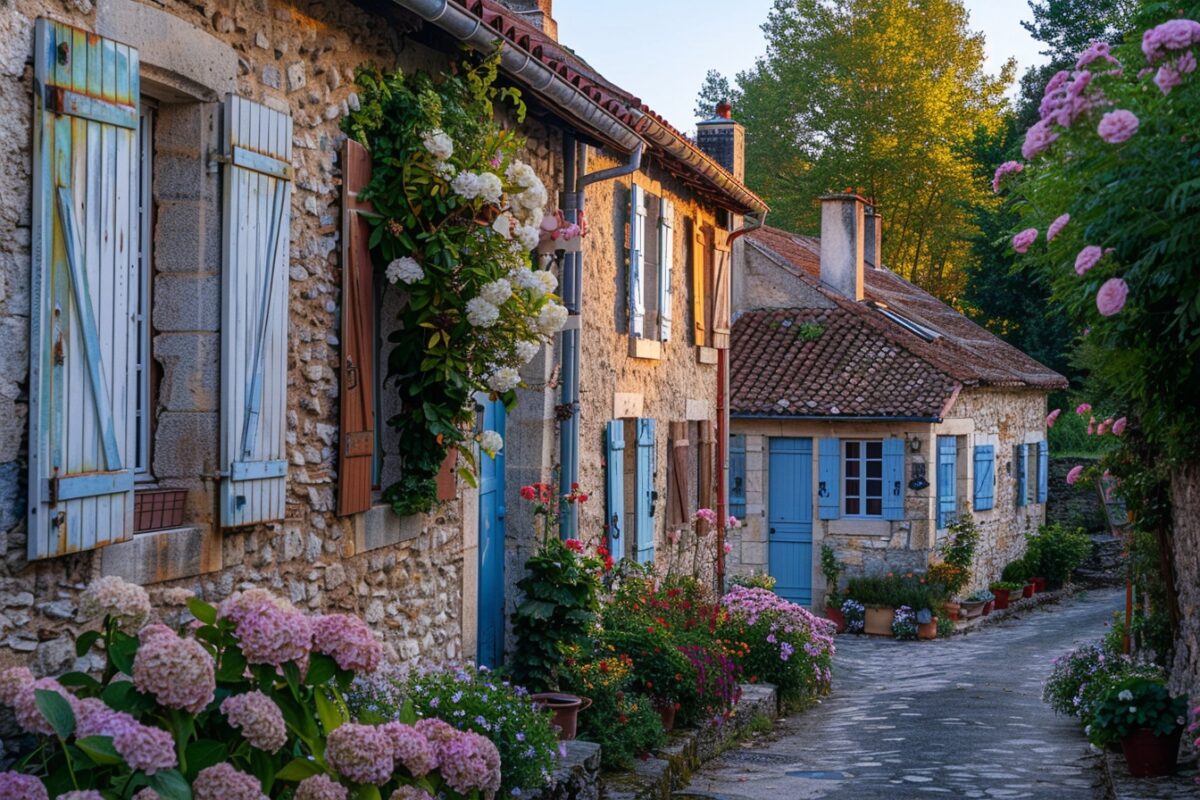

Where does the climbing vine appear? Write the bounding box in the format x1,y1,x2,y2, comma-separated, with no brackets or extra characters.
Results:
343,52,564,516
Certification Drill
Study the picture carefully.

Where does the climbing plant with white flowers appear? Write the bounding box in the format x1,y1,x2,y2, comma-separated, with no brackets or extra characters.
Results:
344,52,566,516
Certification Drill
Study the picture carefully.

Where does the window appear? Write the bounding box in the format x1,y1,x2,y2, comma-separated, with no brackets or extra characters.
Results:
729,434,746,518
843,440,884,517
870,302,941,341
135,105,154,479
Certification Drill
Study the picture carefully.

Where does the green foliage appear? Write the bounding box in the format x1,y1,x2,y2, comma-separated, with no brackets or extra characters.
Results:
710,0,1013,295
845,573,948,610
1087,675,1186,747
1049,407,1110,455
1026,523,1092,583
1001,558,1032,583
989,580,1025,593
940,513,981,571
728,571,777,591
348,664,558,797
693,68,733,119
597,626,695,705
342,52,560,515
1021,0,1139,60
511,538,605,692
936,615,956,638
820,543,844,605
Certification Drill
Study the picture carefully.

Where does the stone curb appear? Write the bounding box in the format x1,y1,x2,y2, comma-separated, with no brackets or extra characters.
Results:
1101,747,1200,799
950,584,1078,635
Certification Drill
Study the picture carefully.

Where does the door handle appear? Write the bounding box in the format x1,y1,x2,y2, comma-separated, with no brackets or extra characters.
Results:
770,527,776,535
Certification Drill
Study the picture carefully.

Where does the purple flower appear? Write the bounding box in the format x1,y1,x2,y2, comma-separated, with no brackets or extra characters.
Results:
992,160,1024,193
1097,110,1139,144
133,624,216,713
221,691,287,753
1022,119,1060,160
0,772,47,800
312,614,384,673
1047,213,1070,242
193,763,267,800
437,730,502,799
1142,19,1200,63
1096,277,1129,316
326,723,396,785
1012,228,1039,254
1075,245,1104,275
113,722,179,774
295,774,349,800
382,721,438,777
12,678,79,736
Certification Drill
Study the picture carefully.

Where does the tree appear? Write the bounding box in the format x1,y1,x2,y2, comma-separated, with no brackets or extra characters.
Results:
693,69,733,120
1022,0,1139,59
720,0,1013,297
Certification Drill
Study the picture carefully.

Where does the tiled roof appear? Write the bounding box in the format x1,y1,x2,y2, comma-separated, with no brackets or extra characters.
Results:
731,308,961,419
451,0,767,212
745,226,1068,392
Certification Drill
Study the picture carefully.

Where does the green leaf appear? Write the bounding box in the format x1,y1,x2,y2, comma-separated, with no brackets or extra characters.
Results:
76,735,122,765
101,680,156,714
305,653,338,687
109,632,138,675
314,687,348,735
35,688,76,739
149,769,193,800
216,648,248,683
399,697,417,725
187,597,218,624
457,467,478,489
57,671,102,692
75,630,101,657
184,739,227,777
275,757,323,781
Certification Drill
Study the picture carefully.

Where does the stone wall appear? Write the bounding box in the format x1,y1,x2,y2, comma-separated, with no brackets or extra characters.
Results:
1047,456,1106,532
1169,462,1200,704
0,0,508,676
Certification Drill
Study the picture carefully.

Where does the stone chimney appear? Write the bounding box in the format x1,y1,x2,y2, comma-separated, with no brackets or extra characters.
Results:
696,101,745,181
497,0,557,40
819,193,866,300
864,203,882,268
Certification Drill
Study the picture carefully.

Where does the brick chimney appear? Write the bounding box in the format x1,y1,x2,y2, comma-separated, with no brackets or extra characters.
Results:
497,0,557,40
696,101,745,181
819,193,866,300
864,203,882,268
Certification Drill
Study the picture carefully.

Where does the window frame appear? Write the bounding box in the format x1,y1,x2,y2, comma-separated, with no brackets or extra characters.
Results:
134,103,155,481
842,439,884,518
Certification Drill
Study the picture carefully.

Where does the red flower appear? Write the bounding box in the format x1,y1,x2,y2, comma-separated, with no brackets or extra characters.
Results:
571,482,580,491
604,556,614,571
565,538,584,553
578,493,589,503
519,485,537,501
596,545,610,557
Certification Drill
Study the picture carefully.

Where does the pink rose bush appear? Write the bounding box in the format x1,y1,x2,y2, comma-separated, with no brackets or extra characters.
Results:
1097,109,1139,143
1012,228,1039,254
1096,277,1129,316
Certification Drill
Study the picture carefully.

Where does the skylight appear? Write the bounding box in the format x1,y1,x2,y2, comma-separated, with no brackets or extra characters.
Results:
868,302,941,341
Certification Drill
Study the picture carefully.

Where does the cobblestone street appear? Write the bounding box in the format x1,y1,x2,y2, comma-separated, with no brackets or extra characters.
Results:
682,589,1124,800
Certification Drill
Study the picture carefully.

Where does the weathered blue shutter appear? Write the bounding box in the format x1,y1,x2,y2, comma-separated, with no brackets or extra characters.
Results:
635,419,656,564
657,198,674,341
729,434,746,518
1015,444,1028,508
973,445,995,511
28,20,140,559
882,437,905,521
937,436,957,528
1037,440,1049,503
220,96,293,527
817,437,840,520
628,184,645,337
605,421,626,556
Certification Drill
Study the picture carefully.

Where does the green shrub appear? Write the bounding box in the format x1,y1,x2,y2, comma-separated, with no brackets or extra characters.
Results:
845,574,948,610
1027,523,1093,584
1087,676,1186,748
558,646,665,769
728,571,777,591
989,580,1025,593
597,626,695,706
940,513,980,570
820,544,844,605
1001,558,1031,583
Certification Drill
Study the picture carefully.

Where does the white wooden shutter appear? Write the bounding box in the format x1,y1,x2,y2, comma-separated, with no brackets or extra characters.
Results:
219,96,293,527
658,198,674,341
629,184,646,337
712,230,732,349
28,19,140,559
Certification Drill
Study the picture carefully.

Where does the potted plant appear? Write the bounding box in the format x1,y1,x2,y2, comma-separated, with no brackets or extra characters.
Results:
1027,523,1092,590
1087,676,1188,778
821,544,847,632
989,581,1023,610
959,589,993,619
892,606,919,640
845,575,899,636
927,562,968,619
915,607,939,640
841,598,866,634
1002,558,1035,598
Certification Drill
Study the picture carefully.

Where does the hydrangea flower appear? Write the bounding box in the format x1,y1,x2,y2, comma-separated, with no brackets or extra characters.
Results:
381,721,438,777
193,763,267,800
532,270,557,294
1011,228,1038,254
1074,245,1103,276
133,624,215,713
1047,213,1070,242
514,340,541,364
312,614,384,673
1096,277,1129,316
56,791,104,800
505,160,539,190
535,302,568,334
79,575,152,632
0,665,33,706
991,160,1023,193
235,601,313,667
466,297,501,328
295,775,349,800
0,772,47,800
509,267,541,291
1097,110,1139,143
113,722,179,774
386,257,425,285
480,278,513,306
13,678,79,736
479,430,504,457
325,723,396,785
420,129,454,161
389,788,436,800
431,729,502,799
221,691,287,753
486,367,521,394
75,697,136,739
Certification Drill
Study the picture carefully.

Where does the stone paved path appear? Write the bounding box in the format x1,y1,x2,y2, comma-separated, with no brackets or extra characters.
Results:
681,589,1124,800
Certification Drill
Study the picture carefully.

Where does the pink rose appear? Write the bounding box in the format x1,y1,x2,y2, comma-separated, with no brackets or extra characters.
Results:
1046,409,1062,428
1113,417,1128,436
1077,40,1118,70
1075,245,1103,275
1066,465,1085,486
1012,228,1039,254
992,161,1024,193
1022,119,1059,159
723,542,733,555
1047,213,1070,242
1097,110,1139,143
1076,403,1092,415
1097,418,1112,436
1142,19,1200,63
1096,277,1129,316
1087,416,1096,436
1155,62,1183,94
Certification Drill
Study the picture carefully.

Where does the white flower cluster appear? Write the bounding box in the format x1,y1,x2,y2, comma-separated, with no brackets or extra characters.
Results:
536,301,569,335
385,256,425,285
421,129,454,161
465,296,501,328
479,278,512,306
486,366,521,393
79,575,153,632
509,267,540,291
506,161,548,222
434,161,457,180
451,171,503,205
479,430,504,456
514,339,542,364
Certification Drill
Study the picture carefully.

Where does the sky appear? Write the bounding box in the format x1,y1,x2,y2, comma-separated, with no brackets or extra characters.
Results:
553,0,1049,135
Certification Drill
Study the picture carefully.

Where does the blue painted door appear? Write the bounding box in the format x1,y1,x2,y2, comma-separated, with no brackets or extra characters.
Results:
478,399,506,668
768,438,814,606
937,436,957,529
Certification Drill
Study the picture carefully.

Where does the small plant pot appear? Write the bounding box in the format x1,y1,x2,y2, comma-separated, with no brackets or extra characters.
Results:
959,600,986,619
1120,726,1182,778
943,601,961,621
991,588,1011,610
982,600,994,616
657,701,677,732
1031,576,1047,593
825,606,847,633
863,606,896,636
917,618,938,640
531,693,592,741
1022,583,1035,598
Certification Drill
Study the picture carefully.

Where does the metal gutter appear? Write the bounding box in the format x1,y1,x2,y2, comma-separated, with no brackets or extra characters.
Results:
391,0,643,155
636,116,768,214
731,414,943,423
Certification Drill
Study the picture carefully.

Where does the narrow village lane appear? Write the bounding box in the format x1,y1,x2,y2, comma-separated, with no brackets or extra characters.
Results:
682,589,1124,800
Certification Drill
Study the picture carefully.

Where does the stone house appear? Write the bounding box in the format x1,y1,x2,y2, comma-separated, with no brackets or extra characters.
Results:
0,0,765,683
725,194,1067,607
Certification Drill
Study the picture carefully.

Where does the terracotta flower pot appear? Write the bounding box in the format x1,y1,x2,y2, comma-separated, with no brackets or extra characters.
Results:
992,588,1011,610
1031,576,1047,593
982,600,994,616
531,693,592,740
959,600,986,619
917,618,938,640
863,606,895,636
944,601,961,621
825,606,847,633
1120,726,1182,778
657,701,677,732
1022,583,1035,598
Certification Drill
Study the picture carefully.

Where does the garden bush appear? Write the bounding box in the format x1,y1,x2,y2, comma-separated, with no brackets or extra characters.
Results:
557,647,664,770
1087,676,1187,748
1042,639,1165,726
845,573,948,610
350,663,559,798
597,626,696,709
1025,523,1092,584
1001,558,1032,584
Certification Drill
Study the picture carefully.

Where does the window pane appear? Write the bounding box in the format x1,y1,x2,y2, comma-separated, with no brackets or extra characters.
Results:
845,497,860,515
845,441,859,459
846,458,860,478
866,478,882,499
846,478,860,497
866,498,882,516
866,441,883,459
866,458,882,479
